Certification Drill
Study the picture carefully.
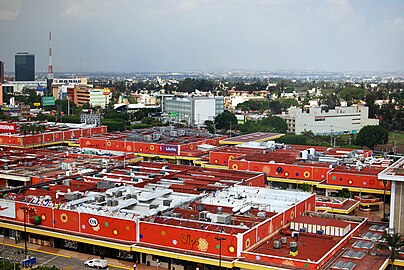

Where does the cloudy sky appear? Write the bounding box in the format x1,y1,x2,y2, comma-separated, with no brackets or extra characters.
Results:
0,0,403,73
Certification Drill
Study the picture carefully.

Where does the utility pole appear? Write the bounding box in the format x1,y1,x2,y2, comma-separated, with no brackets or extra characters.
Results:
330,126,333,147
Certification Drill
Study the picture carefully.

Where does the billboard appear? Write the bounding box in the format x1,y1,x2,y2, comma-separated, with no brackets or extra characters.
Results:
0,199,16,218
0,123,17,133
159,145,178,153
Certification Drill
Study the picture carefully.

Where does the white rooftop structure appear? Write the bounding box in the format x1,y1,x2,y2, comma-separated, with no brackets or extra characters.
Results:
202,185,311,213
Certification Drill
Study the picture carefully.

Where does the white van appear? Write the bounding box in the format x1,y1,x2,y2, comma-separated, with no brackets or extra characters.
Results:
84,258,108,269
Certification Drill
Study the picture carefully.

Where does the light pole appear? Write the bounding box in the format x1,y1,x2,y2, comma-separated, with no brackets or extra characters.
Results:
215,237,226,270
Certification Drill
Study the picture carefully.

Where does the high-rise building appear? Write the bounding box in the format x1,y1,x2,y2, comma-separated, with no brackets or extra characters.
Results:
15,52,35,81
0,61,4,83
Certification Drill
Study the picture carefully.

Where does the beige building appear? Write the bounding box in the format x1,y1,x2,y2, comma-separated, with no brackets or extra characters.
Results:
379,157,404,234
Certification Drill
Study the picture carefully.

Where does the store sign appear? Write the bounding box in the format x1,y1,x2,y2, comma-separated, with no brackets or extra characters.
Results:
88,217,99,227
0,199,16,218
33,102,41,107
159,145,178,153
0,123,17,133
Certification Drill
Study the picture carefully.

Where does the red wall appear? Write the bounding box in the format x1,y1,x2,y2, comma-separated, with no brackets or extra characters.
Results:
327,171,390,190
80,213,136,241
0,126,107,147
229,160,329,182
139,222,238,257
209,152,245,166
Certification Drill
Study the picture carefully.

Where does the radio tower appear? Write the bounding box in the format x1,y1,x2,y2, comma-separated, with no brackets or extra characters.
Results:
48,31,53,79
47,31,54,94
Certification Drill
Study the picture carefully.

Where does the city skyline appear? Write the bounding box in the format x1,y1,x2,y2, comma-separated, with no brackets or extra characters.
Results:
0,0,403,73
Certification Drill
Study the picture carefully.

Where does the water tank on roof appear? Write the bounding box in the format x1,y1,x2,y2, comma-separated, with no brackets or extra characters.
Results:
308,148,315,156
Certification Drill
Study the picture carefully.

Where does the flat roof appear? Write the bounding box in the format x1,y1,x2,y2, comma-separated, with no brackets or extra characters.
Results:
251,232,342,261
379,156,404,182
220,132,284,145
292,215,351,228
202,186,311,213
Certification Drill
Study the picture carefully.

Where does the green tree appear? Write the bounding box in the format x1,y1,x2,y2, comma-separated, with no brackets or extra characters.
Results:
377,232,404,269
214,111,237,130
279,98,298,110
261,116,288,133
300,183,311,192
338,188,351,198
356,125,389,150
365,92,378,118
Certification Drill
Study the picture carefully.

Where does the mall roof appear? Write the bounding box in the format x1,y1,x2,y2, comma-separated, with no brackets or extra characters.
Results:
220,132,284,145
379,156,404,182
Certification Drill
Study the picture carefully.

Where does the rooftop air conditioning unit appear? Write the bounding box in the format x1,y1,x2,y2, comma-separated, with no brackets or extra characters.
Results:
144,135,152,142
170,130,178,137
257,212,266,218
153,133,162,141
216,214,231,224
274,240,281,249
95,195,105,203
178,130,186,136
199,211,209,220
163,199,172,207
149,204,159,209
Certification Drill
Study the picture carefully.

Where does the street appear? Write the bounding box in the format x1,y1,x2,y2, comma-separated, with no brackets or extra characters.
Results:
1,244,128,270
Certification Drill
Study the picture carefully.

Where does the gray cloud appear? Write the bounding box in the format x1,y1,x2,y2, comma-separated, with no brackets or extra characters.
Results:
0,0,403,73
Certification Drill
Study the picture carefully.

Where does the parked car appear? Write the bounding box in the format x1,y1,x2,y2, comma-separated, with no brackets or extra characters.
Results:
84,258,108,269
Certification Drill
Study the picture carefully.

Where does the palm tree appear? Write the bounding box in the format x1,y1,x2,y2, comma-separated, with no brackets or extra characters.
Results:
19,124,29,147
378,232,404,269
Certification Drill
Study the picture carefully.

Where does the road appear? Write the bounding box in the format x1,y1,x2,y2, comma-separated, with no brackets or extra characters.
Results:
1,244,128,270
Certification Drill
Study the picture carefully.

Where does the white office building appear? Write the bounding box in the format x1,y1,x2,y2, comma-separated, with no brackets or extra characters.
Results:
279,105,379,135
162,95,224,127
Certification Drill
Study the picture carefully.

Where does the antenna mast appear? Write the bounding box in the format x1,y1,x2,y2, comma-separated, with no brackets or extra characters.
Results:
48,31,53,79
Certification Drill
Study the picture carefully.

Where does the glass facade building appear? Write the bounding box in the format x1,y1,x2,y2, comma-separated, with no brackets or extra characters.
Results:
15,52,35,81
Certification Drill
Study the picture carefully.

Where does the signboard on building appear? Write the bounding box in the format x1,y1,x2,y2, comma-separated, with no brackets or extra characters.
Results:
159,145,178,153
42,96,55,106
0,199,16,218
33,102,41,107
102,88,111,95
0,123,17,133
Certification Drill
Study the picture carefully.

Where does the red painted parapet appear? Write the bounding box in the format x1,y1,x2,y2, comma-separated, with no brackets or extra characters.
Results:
139,221,238,257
